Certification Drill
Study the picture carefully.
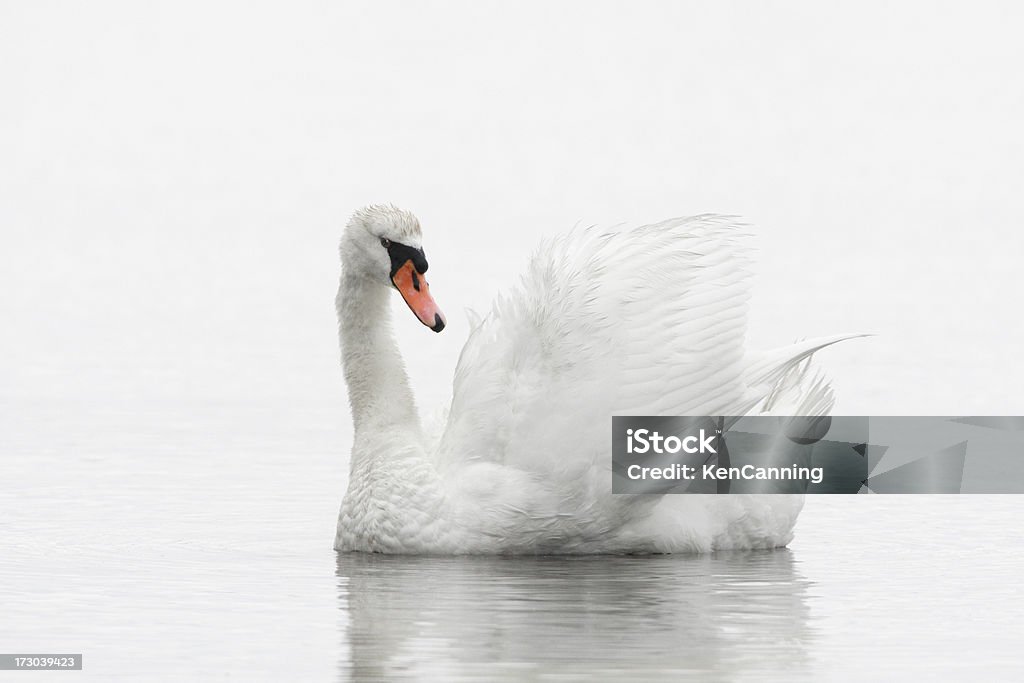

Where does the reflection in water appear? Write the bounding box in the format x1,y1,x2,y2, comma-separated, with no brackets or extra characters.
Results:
335,550,813,681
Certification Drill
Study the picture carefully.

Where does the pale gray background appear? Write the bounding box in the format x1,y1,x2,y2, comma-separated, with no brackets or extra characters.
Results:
2,1,1023,680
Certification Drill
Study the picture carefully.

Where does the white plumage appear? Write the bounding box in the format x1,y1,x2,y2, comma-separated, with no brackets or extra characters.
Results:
335,206,854,554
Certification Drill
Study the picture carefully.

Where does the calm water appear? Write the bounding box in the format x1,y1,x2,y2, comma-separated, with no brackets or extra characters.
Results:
2,398,1023,681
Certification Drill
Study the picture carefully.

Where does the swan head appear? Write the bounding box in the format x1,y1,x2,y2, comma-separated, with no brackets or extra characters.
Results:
341,204,446,332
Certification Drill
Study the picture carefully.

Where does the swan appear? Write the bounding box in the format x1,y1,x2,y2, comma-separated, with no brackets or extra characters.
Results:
335,205,852,554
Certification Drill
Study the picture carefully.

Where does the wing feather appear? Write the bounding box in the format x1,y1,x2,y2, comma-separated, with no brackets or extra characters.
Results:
436,215,761,475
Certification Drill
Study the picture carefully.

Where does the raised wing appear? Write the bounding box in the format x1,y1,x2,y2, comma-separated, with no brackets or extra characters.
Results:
435,215,767,477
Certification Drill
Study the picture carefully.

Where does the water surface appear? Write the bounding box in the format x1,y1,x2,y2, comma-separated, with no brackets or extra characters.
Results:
2,399,1023,680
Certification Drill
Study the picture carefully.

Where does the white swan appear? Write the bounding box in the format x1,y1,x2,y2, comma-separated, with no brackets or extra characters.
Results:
335,205,851,554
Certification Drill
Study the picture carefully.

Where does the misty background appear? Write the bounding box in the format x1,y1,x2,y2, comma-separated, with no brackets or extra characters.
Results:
3,0,1023,416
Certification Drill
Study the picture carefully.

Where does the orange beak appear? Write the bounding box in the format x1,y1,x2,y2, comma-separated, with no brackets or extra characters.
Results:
392,260,446,332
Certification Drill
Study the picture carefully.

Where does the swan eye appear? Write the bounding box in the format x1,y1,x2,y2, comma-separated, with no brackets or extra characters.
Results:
380,237,391,248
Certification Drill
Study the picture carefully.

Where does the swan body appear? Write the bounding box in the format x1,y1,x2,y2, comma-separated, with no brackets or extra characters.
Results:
335,205,850,554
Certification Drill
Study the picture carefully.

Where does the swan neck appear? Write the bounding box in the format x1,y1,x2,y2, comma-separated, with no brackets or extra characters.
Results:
337,272,420,434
